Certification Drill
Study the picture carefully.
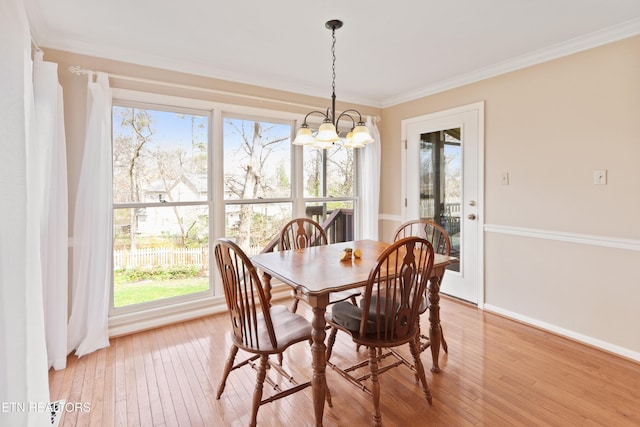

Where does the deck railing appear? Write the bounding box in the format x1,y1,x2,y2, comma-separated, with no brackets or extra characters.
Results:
260,208,354,254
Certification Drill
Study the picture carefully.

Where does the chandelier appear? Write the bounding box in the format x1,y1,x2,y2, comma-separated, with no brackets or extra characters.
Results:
293,20,374,149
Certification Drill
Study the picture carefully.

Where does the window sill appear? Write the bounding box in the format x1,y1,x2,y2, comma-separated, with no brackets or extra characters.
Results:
108,283,294,338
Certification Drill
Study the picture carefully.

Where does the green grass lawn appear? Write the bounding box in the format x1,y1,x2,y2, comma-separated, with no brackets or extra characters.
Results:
114,277,209,307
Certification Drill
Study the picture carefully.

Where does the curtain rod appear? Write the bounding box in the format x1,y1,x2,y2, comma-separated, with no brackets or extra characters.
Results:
68,65,381,121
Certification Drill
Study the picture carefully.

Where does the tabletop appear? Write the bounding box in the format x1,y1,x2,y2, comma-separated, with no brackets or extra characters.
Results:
250,239,455,296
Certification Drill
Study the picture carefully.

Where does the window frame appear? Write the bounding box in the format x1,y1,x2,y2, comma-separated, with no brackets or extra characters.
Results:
110,97,215,317
107,88,360,334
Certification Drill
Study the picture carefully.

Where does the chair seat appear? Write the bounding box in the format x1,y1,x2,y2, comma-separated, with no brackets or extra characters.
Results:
327,301,376,333
370,289,427,313
327,301,418,348
327,300,394,335
236,305,311,354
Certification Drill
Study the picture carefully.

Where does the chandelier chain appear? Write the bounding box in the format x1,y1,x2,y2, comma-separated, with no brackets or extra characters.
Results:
331,26,337,121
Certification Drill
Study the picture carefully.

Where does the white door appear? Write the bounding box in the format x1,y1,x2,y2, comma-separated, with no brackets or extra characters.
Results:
402,102,484,305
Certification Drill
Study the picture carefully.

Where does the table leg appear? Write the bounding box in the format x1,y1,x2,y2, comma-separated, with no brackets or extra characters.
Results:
309,296,329,427
427,271,443,373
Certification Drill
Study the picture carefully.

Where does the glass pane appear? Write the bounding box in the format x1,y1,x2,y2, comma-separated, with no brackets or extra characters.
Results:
224,202,292,255
223,118,291,199
112,106,208,204
305,201,354,243
420,129,461,272
303,145,354,197
113,206,210,307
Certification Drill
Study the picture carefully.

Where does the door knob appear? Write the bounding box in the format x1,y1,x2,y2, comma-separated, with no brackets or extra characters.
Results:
468,214,477,220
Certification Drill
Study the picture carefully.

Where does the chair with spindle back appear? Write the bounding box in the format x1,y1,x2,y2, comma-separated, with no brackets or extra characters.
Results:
325,236,436,426
214,238,320,427
392,219,451,354
280,217,360,313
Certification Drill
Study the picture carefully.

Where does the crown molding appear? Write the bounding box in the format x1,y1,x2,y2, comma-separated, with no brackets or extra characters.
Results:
383,17,640,108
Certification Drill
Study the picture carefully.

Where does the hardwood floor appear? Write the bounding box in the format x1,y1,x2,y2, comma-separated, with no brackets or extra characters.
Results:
49,296,640,426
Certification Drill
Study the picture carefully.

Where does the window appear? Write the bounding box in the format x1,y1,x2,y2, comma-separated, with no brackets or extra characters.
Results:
221,115,358,254
222,115,293,254
112,102,211,310
303,144,357,243
109,90,359,323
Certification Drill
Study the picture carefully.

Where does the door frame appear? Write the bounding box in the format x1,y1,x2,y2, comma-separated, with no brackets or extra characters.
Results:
400,101,485,308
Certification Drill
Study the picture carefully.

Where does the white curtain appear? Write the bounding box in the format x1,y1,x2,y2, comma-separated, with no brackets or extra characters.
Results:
0,0,53,425
33,51,69,370
67,72,113,357
359,116,381,240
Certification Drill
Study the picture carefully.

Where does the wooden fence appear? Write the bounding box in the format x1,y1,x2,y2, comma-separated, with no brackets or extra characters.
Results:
114,247,209,270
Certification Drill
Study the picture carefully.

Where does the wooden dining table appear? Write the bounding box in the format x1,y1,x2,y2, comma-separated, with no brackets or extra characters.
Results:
250,239,456,427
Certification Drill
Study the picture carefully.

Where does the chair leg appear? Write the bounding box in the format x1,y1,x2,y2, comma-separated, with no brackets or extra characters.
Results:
291,296,299,313
413,328,421,384
326,327,338,363
250,355,269,427
324,376,333,408
216,344,239,399
368,346,382,427
410,335,433,405
440,325,448,353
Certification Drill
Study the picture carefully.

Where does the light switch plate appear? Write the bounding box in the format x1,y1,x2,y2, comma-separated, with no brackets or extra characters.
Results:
593,169,607,185
500,172,509,185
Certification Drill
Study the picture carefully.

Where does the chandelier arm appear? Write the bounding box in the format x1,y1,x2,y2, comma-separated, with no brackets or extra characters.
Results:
335,111,356,131
302,110,330,125
336,109,365,127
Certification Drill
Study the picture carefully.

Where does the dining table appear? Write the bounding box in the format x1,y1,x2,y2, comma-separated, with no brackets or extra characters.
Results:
250,239,456,427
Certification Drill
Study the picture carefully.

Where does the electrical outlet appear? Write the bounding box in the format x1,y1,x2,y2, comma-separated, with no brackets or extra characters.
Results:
593,169,607,185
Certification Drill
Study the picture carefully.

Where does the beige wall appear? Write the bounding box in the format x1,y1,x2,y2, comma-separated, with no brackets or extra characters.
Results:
382,36,640,358
47,35,640,359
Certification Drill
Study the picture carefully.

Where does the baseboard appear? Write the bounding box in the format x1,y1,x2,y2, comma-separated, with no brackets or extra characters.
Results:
484,303,640,363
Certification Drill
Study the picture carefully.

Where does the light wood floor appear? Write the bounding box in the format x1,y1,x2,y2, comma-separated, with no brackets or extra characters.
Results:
49,296,640,426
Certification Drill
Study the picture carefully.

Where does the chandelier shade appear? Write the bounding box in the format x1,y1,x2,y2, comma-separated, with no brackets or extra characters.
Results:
293,20,374,149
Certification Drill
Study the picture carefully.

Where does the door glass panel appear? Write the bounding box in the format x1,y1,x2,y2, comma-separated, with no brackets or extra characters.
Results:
420,129,461,272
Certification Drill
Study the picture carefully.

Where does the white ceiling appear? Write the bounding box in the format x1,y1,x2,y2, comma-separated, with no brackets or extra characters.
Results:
25,0,640,108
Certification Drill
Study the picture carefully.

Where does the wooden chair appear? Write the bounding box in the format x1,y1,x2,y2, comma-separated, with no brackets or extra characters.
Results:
392,219,451,258
280,217,359,312
214,238,318,427
325,237,435,426
393,219,451,354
